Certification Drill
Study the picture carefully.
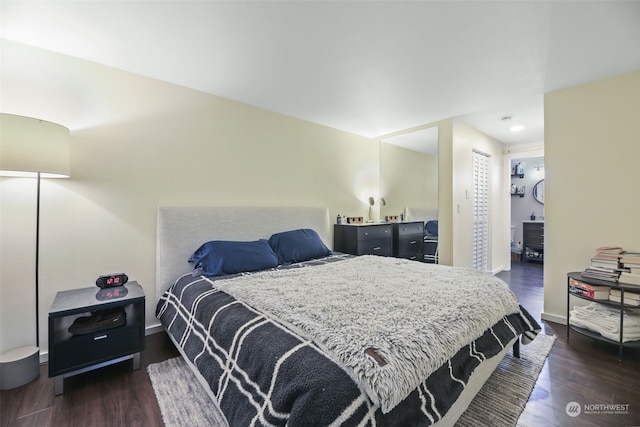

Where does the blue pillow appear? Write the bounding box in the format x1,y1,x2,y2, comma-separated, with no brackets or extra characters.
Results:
268,229,331,264
189,240,278,276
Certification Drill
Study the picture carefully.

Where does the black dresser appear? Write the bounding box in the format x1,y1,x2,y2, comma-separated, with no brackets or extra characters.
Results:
392,221,424,261
333,223,392,256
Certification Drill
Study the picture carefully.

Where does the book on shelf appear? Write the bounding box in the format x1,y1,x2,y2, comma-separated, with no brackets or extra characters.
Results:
622,262,640,270
592,253,621,261
569,277,611,300
569,285,610,300
589,257,620,269
569,277,611,291
610,289,640,301
581,266,620,282
621,252,640,264
609,295,640,306
619,271,640,286
595,246,624,254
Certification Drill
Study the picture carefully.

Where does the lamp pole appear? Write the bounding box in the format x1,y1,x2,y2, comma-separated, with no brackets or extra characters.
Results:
35,172,41,347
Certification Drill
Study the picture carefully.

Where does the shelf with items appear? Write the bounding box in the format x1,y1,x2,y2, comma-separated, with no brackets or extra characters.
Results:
566,272,640,361
510,182,525,197
524,246,543,262
522,221,543,262
511,162,525,178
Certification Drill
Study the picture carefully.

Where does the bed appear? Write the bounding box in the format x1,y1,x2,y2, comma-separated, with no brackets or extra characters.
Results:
155,206,540,426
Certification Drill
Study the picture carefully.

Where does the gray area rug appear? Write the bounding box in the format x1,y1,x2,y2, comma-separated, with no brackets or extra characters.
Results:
148,333,555,427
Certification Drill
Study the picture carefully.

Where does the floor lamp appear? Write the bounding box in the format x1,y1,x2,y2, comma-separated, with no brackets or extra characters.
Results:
0,113,70,390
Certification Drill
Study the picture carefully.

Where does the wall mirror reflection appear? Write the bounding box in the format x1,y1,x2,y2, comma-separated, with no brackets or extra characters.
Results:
533,179,544,204
379,125,439,262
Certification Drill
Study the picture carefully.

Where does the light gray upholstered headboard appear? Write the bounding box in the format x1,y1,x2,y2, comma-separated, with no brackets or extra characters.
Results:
156,206,331,301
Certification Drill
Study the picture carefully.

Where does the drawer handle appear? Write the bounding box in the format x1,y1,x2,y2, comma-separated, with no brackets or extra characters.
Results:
410,240,417,245
373,247,381,251
94,335,108,341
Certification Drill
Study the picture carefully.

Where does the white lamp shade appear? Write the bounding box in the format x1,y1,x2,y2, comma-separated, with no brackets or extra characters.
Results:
0,113,70,177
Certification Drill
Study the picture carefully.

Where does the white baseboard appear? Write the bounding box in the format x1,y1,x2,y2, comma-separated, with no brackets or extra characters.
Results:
145,323,164,335
541,311,566,325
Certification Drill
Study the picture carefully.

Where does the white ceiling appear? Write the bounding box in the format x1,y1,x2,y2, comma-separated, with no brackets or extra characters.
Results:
1,1,639,147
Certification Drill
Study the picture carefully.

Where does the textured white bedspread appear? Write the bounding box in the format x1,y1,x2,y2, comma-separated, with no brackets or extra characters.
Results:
205,256,523,413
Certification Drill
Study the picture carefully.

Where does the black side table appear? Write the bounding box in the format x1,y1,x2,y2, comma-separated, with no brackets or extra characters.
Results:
48,282,145,395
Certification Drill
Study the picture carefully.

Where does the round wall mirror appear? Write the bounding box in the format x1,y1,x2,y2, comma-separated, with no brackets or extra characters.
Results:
533,179,544,204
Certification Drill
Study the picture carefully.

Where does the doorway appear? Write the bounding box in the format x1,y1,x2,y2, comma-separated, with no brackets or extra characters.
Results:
503,146,544,270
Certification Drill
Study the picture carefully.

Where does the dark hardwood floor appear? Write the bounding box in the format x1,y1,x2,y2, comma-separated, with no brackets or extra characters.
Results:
2,261,639,426
497,261,640,427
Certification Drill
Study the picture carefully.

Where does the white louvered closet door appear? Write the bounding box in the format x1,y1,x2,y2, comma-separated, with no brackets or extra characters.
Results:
472,150,489,271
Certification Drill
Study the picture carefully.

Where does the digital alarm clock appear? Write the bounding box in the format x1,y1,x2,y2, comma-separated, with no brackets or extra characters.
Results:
96,273,128,288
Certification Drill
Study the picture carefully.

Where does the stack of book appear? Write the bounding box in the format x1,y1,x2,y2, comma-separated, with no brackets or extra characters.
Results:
619,251,640,286
609,289,640,306
569,277,611,300
582,246,623,282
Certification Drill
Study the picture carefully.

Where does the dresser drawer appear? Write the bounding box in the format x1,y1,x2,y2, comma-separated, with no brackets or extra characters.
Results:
356,225,392,240
358,238,393,256
395,222,424,237
333,224,392,256
392,222,424,260
396,236,422,260
50,326,142,376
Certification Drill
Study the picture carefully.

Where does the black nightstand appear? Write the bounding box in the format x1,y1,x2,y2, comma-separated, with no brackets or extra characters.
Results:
48,282,145,395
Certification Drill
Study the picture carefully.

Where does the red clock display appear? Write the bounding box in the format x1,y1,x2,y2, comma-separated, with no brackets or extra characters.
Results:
96,273,128,288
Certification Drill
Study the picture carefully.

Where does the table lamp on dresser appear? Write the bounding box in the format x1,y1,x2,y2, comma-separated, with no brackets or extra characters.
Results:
0,113,70,389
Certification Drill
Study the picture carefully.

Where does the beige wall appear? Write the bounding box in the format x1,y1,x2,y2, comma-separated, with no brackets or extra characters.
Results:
543,71,640,323
0,48,379,355
379,141,438,220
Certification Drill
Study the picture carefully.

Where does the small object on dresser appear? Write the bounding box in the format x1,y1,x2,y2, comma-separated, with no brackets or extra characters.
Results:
336,214,341,225
346,216,364,224
96,273,128,288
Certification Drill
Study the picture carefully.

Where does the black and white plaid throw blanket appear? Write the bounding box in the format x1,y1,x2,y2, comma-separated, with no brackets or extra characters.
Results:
156,255,540,426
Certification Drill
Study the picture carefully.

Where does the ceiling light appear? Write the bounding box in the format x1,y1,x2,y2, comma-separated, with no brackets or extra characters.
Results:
509,125,525,132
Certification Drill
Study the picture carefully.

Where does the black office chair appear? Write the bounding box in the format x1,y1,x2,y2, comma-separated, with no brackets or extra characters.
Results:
424,220,439,263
